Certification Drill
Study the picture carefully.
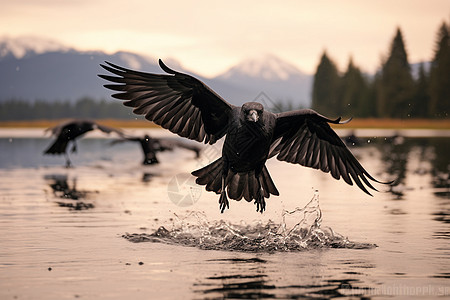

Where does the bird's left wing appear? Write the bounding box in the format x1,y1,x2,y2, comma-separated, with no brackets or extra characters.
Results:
99,60,235,144
270,109,389,195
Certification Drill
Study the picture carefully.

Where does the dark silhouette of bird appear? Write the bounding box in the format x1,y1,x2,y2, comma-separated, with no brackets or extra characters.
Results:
44,119,123,167
99,60,391,213
111,134,201,165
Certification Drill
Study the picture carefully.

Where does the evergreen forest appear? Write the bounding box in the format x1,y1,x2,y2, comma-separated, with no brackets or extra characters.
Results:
312,23,450,119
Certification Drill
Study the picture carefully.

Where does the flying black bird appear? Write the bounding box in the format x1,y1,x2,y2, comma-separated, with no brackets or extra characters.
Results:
99,60,391,213
111,134,201,165
44,119,123,167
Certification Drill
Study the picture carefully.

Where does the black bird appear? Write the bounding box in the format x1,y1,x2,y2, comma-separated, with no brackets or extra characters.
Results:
99,60,391,213
44,119,123,167
112,134,201,165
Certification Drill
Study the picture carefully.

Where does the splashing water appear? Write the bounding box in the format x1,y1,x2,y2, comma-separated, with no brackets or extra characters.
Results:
123,192,376,252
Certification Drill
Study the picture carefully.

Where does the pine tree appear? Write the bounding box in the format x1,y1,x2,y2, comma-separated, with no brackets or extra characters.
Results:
410,63,430,118
429,22,450,118
377,28,414,118
366,73,380,118
339,58,371,118
311,51,341,116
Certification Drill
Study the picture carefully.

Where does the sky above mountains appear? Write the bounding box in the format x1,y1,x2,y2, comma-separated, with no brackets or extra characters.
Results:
2,0,449,77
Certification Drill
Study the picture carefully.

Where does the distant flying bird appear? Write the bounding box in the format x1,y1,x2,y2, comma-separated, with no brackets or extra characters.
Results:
44,119,123,167
99,60,391,213
111,134,201,165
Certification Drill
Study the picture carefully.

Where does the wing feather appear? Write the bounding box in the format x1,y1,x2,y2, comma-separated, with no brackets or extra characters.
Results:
99,60,235,144
270,109,390,195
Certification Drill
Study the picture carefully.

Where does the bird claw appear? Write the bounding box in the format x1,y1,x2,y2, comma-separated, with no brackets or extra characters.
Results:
255,194,266,213
219,191,229,213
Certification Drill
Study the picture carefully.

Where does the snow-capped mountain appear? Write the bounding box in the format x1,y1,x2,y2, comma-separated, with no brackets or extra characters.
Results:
218,54,305,81
0,36,313,107
215,54,312,106
0,36,71,60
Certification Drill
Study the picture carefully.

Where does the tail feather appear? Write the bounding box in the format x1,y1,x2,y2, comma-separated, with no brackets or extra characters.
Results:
192,158,223,194
227,172,241,200
261,166,279,197
208,170,222,193
246,172,257,201
192,158,279,202
242,176,250,201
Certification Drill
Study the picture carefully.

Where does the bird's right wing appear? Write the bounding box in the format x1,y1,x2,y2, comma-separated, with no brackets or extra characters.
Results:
270,109,391,195
109,136,139,146
44,119,76,137
157,138,202,153
99,60,235,144
94,122,125,137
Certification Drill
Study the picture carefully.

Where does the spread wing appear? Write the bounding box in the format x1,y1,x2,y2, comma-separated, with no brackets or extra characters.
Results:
99,60,235,144
45,120,79,137
270,109,389,195
46,120,123,137
156,138,202,153
93,122,124,136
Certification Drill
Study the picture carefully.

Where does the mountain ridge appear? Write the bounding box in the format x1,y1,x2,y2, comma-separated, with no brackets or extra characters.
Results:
216,53,309,81
0,36,313,106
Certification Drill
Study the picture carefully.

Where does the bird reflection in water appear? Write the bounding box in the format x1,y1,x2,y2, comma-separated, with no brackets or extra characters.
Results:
194,258,275,299
44,174,95,210
194,258,372,298
142,172,155,183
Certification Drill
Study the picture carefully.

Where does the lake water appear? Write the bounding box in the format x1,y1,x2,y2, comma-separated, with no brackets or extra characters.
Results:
0,128,449,299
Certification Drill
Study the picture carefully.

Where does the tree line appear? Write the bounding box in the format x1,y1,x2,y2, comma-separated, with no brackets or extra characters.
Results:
312,22,450,119
0,97,138,121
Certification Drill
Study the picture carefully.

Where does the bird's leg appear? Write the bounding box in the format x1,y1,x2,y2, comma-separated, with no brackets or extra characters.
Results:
71,141,77,153
219,176,229,213
64,152,72,168
255,175,266,213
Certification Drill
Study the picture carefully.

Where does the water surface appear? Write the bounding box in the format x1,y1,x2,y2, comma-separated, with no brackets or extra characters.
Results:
0,128,449,299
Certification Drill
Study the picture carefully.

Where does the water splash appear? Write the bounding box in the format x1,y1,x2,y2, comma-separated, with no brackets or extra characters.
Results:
123,192,376,252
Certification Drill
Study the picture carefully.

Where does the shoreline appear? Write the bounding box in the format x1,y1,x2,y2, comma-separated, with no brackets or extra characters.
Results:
0,118,449,130
0,128,449,139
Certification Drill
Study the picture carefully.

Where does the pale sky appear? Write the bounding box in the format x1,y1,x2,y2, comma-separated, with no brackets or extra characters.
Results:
1,0,449,77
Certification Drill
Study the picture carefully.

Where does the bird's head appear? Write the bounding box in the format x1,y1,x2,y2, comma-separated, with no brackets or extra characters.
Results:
241,102,264,123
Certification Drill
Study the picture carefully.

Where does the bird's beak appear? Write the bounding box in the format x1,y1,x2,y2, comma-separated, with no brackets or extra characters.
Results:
248,110,259,122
